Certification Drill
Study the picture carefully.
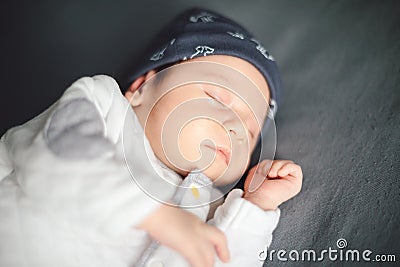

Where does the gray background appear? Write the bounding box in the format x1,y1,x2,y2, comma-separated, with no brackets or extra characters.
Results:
1,0,399,266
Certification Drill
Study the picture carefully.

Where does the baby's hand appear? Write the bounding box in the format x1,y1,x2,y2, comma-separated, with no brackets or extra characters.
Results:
137,203,230,267
243,160,303,211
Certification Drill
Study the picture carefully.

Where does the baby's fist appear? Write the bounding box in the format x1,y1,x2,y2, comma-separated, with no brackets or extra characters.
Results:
243,160,303,211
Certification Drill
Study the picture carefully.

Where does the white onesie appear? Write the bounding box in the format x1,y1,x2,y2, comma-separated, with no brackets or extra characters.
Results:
0,75,280,267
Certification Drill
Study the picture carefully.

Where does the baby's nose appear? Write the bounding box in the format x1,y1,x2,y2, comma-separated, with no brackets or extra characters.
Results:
224,118,248,145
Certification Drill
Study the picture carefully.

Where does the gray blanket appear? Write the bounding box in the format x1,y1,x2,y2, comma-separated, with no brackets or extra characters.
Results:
262,1,399,266
1,1,398,266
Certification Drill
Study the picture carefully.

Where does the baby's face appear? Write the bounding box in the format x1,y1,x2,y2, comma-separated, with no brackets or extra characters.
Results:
130,55,270,185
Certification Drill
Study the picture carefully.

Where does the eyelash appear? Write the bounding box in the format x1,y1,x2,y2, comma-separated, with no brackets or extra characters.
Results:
204,90,227,108
204,89,256,140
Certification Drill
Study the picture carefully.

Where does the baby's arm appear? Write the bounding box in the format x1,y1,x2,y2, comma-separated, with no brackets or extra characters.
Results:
136,160,302,267
136,202,230,267
208,159,303,266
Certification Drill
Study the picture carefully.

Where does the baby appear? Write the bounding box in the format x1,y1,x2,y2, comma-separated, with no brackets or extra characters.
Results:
121,8,302,266
0,7,302,267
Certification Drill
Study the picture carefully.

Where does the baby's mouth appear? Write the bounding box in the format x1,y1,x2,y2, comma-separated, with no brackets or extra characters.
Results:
204,144,231,166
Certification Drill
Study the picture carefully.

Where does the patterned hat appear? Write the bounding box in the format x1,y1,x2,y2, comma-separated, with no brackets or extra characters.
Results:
123,7,282,116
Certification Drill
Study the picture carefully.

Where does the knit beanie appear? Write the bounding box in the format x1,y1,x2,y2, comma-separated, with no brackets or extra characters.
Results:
123,7,282,117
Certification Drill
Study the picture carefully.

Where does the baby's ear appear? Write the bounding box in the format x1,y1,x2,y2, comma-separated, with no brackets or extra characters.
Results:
124,70,156,106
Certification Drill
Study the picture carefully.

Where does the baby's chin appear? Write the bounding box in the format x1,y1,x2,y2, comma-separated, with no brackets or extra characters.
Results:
195,161,245,186
201,164,231,184
155,148,247,185
168,160,231,184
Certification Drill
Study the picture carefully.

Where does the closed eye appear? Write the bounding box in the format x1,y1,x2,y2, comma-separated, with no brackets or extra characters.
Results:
204,88,259,140
204,90,228,108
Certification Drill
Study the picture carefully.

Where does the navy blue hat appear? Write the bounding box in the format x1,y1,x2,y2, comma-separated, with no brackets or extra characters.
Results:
124,7,282,116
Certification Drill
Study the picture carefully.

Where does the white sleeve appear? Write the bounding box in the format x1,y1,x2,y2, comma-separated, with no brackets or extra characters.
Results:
140,187,281,267
208,189,281,267
3,75,174,238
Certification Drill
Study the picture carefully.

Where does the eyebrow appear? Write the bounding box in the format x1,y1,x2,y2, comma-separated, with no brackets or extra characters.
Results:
204,72,232,88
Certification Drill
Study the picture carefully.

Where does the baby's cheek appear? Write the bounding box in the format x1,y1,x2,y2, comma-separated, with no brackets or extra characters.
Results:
178,119,230,172
164,116,251,183
178,119,228,159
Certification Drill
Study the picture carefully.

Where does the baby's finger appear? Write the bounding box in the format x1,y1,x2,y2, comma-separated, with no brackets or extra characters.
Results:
268,160,293,178
277,163,303,180
207,225,230,263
